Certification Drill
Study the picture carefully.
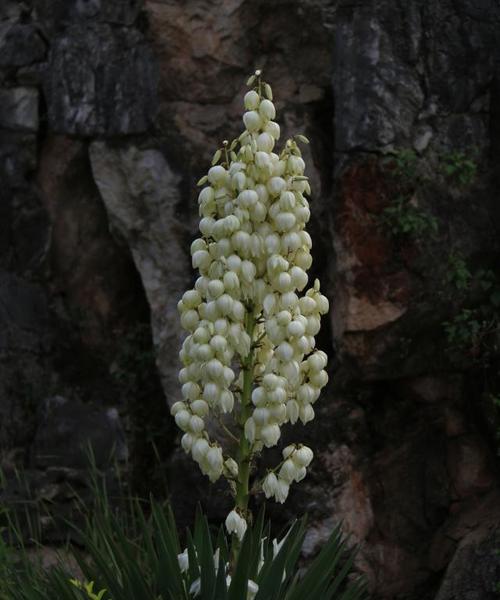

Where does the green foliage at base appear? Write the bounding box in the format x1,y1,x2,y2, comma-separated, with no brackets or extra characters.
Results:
0,489,366,600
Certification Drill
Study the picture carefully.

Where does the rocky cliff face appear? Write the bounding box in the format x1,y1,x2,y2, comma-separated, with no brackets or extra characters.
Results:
1,0,500,598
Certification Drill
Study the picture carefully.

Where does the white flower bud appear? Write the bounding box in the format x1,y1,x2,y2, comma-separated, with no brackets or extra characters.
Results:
306,316,321,336
217,293,234,316
208,165,227,185
207,279,224,299
189,415,205,433
223,270,239,291
191,399,209,417
206,446,223,472
276,342,294,362
171,401,186,416
264,121,280,140
265,233,281,254
244,90,260,110
253,407,270,425
182,289,202,308
225,510,247,541
287,155,305,175
280,291,299,311
174,410,191,431
232,171,246,192
290,266,308,291
261,423,281,447
262,472,279,498
192,438,209,462
259,99,276,120
210,334,227,353
192,250,211,270
316,293,329,314
198,186,215,205
287,320,306,337
251,386,267,407
244,417,256,443
279,459,298,483
275,212,297,232
224,458,239,478
255,151,273,172
238,189,259,208
219,389,234,413
275,479,289,504
257,132,274,153
177,549,189,573
241,260,256,283
267,177,286,196
182,382,200,401
248,580,259,600
181,433,194,453
299,404,315,424
243,111,262,132
203,382,220,404
308,352,327,372
263,293,277,316
293,445,314,467
279,191,296,210
309,369,329,388
295,249,313,270
276,272,293,292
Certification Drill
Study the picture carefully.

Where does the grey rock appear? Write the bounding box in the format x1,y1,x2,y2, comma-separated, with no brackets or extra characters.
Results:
0,23,46,67
89,142,191,404
32,395,128,468
44,23,157,135
0,2,22,21
0,269,50,354
35,0,143,28
435,522,500,600
0,270,51,449
0,87,39,131
0,131,37,188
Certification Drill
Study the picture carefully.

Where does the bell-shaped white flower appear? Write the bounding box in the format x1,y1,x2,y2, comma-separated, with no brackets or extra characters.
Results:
225,509,247,541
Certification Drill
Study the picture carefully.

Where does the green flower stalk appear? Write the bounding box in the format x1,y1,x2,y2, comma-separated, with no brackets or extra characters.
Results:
174,70,329,542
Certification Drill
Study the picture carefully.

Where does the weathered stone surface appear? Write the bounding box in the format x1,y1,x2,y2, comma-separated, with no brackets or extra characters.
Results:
0,87,39,131
434,492,500,600
32,395,127,468
44,23,157,135
0,2,21,21
0,23,46,67
89,142,190,404
35,0,144,29
0,131,37,189
0,270,51,449
332,0,500,160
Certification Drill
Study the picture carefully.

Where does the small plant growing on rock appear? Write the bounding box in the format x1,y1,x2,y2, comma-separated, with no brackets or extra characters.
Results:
380,149,438,241
439,149,478,188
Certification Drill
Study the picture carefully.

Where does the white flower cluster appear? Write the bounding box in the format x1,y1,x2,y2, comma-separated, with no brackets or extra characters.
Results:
174,72,329,535
262,444,313,504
